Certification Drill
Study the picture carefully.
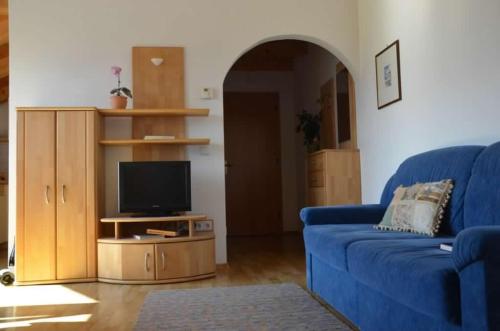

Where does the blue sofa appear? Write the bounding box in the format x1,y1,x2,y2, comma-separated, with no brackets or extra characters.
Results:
301,142,500,331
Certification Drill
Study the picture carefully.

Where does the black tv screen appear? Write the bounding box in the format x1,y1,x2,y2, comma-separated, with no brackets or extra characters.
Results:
118,161,191,214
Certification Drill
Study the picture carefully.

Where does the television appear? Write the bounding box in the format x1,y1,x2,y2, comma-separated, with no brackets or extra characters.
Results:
118,161,191,215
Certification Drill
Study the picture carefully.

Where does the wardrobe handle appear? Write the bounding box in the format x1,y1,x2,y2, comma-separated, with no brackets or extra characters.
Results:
145,252,151,272
45,185,50,204
161,251,166,271
62,185,66,204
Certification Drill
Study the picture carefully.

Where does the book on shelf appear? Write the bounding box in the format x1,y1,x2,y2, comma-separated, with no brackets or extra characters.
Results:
440,243,453,252
143,135,175,140
146,228,180,237
133,234,164,240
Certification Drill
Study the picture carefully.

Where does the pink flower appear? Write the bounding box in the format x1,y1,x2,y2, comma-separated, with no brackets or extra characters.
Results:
111,66,122,76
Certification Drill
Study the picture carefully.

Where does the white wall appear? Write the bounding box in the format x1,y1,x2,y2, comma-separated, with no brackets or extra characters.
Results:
357,0,500,203
9,0,359,263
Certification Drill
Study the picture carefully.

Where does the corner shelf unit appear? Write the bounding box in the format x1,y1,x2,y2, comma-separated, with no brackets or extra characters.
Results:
97,214,215,285
99,138,210,146
98,108,211,146
100,214,210,239
98,108,209,117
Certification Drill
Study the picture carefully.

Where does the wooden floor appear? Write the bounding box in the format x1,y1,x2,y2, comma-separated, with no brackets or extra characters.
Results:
0,234,306,330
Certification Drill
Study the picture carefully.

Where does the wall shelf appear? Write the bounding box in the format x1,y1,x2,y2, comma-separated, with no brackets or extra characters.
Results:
98,108,209,117
99,138,210,146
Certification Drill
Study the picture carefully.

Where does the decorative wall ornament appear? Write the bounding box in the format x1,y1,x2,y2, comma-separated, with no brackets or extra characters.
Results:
150,58,164,66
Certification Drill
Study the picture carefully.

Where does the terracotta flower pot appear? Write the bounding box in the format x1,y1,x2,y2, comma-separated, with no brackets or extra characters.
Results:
110,95,128,109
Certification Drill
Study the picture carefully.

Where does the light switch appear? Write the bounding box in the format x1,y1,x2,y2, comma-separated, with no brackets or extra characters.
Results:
200,88,214,100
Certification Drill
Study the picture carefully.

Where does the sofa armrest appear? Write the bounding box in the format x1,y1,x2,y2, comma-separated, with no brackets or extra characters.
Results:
453,226,500,271
452,226,500,331
300,204,386,226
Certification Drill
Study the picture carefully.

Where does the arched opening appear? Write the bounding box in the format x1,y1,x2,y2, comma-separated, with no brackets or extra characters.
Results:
223,39,359,268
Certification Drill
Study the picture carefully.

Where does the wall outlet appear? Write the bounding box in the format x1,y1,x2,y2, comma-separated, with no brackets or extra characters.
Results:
194,220,213,232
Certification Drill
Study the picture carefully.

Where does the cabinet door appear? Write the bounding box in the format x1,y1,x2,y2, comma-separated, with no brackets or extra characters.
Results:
155,239,215,280
56,111,88,279
20,112,56,281
121,244,155,280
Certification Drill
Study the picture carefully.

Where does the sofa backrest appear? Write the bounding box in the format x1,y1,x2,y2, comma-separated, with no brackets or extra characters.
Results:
463,142,500,229
380,146,485,235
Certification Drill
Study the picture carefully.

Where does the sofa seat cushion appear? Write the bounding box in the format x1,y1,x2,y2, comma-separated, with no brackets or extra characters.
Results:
347,238,459,323
303,224,427,271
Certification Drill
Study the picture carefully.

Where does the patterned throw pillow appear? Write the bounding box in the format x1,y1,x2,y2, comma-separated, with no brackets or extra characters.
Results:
375,180,454,236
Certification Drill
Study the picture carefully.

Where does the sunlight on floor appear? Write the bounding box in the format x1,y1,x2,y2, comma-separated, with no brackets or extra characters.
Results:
0,314,91,329
0,285,97,308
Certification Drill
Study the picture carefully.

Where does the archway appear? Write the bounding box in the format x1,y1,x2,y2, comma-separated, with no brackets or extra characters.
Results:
222,38,359,264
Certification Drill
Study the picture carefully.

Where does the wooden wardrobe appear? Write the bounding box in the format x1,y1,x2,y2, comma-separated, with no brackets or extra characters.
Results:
16,107,98,284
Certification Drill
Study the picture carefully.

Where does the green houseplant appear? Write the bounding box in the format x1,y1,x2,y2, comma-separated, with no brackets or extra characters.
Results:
296,110,321,152
110,66,133,109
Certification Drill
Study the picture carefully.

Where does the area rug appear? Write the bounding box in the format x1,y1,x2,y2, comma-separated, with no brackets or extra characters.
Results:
134,283,350,331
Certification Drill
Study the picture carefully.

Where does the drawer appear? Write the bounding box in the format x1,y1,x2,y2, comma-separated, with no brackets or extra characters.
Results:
308,170,325,187
308,188,326,206
308,153,325,171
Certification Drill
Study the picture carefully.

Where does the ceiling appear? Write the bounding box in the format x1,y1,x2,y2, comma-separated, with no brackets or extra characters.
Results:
230,40,309,72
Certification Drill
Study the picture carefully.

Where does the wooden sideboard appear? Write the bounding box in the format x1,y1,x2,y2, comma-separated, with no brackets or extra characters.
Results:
307,149,361,206
97,215,215,284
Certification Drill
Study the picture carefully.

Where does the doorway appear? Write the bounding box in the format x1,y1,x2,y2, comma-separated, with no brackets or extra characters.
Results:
224,92,282,236
223,39,358,243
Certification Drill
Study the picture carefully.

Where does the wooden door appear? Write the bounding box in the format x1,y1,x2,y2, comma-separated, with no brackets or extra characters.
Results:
320,79,337,149
56,111,88,279
19,112,56,281
121,244,155,280
224,92,282,236
155,240,215,279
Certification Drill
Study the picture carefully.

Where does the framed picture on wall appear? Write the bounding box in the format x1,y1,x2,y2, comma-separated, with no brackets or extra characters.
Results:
375,40,402,109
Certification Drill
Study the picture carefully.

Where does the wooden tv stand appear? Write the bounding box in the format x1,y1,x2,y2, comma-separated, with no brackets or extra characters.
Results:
97,215,216,284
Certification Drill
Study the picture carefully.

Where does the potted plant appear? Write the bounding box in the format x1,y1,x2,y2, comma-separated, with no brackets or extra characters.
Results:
110,66,133,109
296,110,321,153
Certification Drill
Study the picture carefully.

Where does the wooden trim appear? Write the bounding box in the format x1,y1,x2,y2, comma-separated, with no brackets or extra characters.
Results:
101,215,207,223
347,72,358,149
97,233,214,244
17,107,97,112
86,111,97,278
98,108,209,117
97,273,215,285
15,112,25,281
375,40,402,109
308,148,359,156
99,138,210,146
15,278,97,286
